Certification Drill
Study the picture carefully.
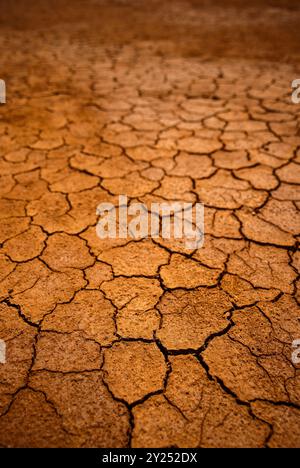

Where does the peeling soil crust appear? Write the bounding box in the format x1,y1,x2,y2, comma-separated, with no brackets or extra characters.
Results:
0,0,300,448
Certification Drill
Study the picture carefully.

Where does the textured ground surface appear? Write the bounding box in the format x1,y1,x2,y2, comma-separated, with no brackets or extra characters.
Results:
0,0,300,448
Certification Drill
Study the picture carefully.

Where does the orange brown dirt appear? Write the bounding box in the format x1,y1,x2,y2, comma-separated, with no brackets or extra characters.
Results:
0,0,300,448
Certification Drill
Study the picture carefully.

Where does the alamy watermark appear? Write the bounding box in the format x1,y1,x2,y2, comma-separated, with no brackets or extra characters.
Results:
291,339,300,364
0,79,5,104
291,79,300,104
0,339,6,364
96,195,204,249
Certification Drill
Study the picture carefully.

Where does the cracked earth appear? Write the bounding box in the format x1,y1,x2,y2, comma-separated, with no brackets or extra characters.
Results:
1,0,300,448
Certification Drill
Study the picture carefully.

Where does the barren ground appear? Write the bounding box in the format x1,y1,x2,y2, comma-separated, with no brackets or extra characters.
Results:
0,0,300,448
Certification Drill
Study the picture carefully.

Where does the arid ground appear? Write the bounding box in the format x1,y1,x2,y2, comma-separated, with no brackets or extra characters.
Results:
0,0,300,448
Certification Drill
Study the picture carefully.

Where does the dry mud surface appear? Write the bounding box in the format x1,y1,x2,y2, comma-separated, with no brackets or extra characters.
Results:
0,0,300,448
